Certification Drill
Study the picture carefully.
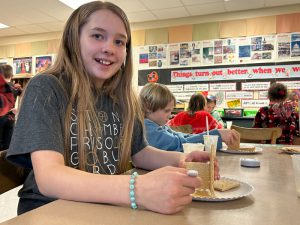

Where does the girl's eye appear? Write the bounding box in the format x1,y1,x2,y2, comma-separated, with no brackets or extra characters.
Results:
115,39,125,46
92,34,104,40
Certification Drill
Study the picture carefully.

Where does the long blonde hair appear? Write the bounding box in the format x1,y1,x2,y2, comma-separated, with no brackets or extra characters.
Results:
44,1,143,173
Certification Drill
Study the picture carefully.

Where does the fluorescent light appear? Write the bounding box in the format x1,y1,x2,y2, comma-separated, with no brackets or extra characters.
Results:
59,0,93,9
0,23,9,29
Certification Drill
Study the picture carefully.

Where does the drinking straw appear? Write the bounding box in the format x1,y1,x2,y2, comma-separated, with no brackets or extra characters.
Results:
206,116,209,136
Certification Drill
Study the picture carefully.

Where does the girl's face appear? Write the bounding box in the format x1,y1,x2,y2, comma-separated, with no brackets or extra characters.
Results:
206,102,216,113
80,9,127,85
147,100,175,126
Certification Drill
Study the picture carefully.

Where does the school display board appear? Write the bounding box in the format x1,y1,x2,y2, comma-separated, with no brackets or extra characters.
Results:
138,33,300,109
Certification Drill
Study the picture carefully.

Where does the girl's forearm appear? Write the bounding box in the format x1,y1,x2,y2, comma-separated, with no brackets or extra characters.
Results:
132,146,184,170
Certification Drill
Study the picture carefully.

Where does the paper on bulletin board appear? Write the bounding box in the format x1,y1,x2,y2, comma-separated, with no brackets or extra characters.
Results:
184,83,209,92
277,81,300,89
242,99,269,108
173,92,195,101
227,99,241,108
210,82,236,91
241,82,270,90
259,91,268,99
166,85,184,92
226,91,253,99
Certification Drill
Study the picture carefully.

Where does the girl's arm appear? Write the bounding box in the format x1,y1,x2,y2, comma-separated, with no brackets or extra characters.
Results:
132,145,184,170
31,150,131,206
31,149,200,215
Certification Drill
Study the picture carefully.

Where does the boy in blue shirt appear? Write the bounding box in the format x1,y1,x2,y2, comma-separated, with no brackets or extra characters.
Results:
139,83,239,152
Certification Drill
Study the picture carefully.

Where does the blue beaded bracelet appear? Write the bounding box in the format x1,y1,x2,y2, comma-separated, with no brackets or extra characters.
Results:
129,171,138,209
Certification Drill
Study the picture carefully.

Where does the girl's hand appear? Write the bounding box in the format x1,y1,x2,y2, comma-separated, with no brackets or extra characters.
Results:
135,166,200,214
179,151,220,180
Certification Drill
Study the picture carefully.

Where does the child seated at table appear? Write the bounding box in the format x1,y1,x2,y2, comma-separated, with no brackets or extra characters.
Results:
139,83,239,152
168,93,223,134
253,83,300,144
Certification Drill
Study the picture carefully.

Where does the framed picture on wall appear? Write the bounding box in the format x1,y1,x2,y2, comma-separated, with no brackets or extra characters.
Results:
34,55,53,74
13,57,32,75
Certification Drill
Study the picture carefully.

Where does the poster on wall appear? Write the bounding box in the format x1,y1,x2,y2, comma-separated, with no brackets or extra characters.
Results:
138,32,300,70
138,46,149,69
191,41,201,64
202,40,214,65
179,43,191,66
169,44,180,66
35,55,53,74
222,38,237,64
13,57,32,75
277,33,291,59
250,35,275,62
291,33,300,58
238,37,251,63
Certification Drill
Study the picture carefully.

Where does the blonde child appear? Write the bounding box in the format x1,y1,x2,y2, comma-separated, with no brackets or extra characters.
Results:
7,1,220,215
139,83,238,151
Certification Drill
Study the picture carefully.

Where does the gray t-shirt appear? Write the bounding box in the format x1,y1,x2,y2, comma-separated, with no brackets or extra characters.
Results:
7,74,147,213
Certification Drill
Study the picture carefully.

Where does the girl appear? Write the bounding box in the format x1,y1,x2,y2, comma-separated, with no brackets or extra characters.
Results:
205,95,225,128
168,93,223,134
253,82,299,144
7,1,218,215
140,83,239,151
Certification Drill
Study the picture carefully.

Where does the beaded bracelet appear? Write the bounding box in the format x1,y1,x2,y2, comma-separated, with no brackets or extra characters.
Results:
129,171,139,209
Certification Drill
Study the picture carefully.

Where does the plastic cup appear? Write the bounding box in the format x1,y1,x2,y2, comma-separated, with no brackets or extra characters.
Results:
182,143,205,154
203,135,219,152
291,155,300,197
226,121,233,129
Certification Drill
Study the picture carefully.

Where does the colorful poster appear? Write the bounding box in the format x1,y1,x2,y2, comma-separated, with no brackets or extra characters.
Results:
13,57,32,75
191,41,201,64
202,40,214,65
169,44,180,66
35,55,52,74
277,33,291,59
291,33,300,57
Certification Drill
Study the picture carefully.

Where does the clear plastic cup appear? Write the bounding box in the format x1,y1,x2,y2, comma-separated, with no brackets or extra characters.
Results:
203,135,219,152
226,121,233,129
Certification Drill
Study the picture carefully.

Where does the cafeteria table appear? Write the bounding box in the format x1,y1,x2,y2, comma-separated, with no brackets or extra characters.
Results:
1,145,300,225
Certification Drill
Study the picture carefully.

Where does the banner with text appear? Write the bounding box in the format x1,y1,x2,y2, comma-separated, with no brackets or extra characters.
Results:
170,64,300,82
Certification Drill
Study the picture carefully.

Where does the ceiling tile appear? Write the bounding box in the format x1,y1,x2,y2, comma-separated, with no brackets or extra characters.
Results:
181,0,224,6
224,0,264,12
15,25,49,34
0,27,26,37
127,11,157,23
108,0,148,13
38,22,66,32
152,7,190,20
140,0,183,10
186,2,226,16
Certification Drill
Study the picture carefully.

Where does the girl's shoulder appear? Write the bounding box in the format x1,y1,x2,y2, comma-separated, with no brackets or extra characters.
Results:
28,74,59,86
27,74,65,94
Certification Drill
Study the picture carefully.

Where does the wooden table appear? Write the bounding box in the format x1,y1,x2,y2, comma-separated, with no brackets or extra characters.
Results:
2,145,300,225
